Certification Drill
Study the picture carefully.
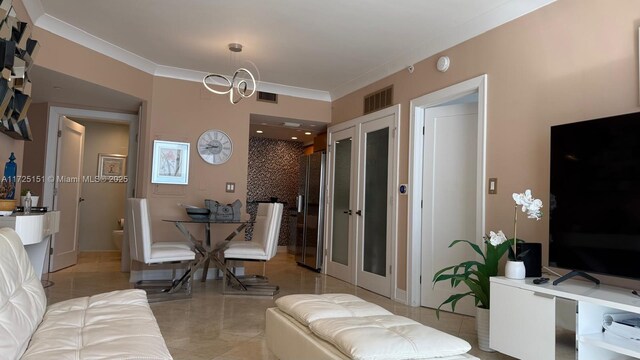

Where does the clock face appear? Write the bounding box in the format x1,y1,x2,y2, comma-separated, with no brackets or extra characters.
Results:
197,130,233,164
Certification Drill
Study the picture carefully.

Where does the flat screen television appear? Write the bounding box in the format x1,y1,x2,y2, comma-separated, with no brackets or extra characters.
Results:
549,111,640,279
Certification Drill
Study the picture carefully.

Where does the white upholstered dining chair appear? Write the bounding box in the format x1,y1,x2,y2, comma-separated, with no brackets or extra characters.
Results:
127,198,197,298
222,202,283,296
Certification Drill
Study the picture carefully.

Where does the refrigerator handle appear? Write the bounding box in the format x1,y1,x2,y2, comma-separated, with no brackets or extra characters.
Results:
297,195,304,213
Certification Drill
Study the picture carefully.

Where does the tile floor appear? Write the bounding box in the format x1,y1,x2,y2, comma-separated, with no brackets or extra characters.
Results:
45,252,575,360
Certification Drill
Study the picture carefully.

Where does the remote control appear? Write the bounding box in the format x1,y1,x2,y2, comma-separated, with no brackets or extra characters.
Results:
533,277,549,284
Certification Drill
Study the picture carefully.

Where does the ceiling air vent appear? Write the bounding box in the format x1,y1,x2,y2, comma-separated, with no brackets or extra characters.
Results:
363,85,393,114
257,91,278,104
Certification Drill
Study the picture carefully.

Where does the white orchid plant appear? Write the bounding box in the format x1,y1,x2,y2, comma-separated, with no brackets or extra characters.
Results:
431,189,543,316
507,189,543,260
432,230,512,315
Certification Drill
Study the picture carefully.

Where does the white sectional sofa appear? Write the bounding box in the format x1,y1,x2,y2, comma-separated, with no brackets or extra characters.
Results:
0,227,173,360
266,294,479,360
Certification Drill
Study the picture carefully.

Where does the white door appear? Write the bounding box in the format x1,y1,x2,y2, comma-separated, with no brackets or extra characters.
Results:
325,127,358,284
421,103,480,316
356,115,394,297
50,117,85,271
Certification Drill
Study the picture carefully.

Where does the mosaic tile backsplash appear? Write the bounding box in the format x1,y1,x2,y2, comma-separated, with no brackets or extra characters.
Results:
247,137,304,246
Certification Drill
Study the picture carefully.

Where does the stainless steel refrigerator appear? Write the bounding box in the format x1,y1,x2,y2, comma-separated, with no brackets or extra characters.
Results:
295,152,325,271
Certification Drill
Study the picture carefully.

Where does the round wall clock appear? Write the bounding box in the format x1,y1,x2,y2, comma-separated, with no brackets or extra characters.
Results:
197,129,233,164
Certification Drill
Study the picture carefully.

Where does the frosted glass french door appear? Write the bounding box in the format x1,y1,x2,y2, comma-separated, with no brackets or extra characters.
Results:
355,115,394,297
326,111,395,298
325,127,358,284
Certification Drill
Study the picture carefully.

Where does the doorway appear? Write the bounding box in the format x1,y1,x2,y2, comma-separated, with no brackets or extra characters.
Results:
44,107,139,273
407,75,488,308
325,105,400,298
74,119,130,259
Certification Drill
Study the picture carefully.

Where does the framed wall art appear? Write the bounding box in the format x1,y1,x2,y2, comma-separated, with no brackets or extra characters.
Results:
151,140,190,185
98,153,126,177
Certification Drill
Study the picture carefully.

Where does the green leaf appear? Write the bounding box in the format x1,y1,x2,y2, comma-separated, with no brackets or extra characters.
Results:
449,240,486,261
435,291,474,319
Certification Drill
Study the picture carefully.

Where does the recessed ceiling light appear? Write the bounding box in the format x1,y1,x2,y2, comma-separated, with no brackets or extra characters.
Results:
256,130,263,134
53,86,62,90
291,136,298,140
283,122,301,128
305,132,312,135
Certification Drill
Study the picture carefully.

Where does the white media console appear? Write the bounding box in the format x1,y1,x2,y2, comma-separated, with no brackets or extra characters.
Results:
490,276,640,360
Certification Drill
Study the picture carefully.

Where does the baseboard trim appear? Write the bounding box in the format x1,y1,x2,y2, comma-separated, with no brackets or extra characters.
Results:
277,245,287,253
394,288,408,304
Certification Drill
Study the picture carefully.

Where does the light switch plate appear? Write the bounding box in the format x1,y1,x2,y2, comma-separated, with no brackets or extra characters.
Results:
226,182,235,193
488,178,497,194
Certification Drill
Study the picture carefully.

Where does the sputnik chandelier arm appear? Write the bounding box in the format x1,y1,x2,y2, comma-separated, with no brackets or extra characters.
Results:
202,43,257,104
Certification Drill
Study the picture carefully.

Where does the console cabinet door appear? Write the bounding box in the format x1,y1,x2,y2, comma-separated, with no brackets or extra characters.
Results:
490,282,556,359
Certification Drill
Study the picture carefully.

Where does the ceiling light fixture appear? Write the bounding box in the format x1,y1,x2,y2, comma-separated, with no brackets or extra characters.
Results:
202,43,257,104
305,132,312,135
291,136,298,140
256,130,263,134
283,122,301,128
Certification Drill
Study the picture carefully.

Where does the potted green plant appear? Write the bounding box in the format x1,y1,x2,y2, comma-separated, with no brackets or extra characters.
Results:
432,231,512,351
433,188,544,351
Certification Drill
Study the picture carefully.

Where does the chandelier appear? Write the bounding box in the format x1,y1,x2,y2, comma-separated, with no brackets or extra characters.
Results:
202,43,257,104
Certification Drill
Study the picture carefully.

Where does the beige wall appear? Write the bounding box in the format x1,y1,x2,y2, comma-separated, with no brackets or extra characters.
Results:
332,0,640,290
75,120,129,251
17,0,640,290
12,1,331,245
144,77,330,243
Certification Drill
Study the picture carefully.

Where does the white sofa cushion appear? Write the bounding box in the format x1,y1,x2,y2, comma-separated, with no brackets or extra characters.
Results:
309,315,472,360
21,289,173,360
276,294,391,326
0,228,47,360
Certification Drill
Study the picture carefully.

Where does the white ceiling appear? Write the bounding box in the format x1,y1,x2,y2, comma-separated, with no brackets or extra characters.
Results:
23,0,555,101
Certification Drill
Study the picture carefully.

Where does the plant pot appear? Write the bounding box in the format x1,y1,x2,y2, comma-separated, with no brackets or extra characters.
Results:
505,260,526,279
20,196,39,207
0,199,16,212
476,307,494,352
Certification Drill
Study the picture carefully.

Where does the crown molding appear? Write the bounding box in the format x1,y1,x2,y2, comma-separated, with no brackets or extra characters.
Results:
329,0,556,100
154,65,331,102
23,0,554,103
22,1,331,102
21,0,45,23
35,13,159,74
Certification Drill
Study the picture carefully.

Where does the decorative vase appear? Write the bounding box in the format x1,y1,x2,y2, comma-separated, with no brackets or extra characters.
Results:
505,260,526,279
20,195,38,207
476,307,494,352
3,152,16,199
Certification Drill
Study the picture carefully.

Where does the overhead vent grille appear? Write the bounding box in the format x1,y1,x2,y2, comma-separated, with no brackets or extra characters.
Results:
257,91,278,104
363,86,393,114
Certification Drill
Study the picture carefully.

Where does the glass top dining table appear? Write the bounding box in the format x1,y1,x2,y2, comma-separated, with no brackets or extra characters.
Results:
162,218,253,283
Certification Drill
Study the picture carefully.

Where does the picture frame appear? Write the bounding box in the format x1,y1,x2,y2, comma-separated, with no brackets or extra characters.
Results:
98,153,127,177
151,140,190,185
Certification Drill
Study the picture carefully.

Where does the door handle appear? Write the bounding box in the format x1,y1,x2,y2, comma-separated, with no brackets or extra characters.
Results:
355,210,362,216
297,195,304,213
343,210,352,215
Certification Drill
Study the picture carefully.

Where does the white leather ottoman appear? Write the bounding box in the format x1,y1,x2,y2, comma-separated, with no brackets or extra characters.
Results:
266,294,478,360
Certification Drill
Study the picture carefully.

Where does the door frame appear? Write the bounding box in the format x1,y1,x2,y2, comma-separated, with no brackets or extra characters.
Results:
44,106,139,272
407,75,488,307
324,104,401,300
